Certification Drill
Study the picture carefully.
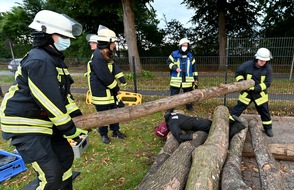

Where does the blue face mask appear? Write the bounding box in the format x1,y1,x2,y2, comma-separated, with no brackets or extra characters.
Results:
54,36,70,51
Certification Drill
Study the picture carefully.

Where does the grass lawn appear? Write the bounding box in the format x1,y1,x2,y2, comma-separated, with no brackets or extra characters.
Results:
0,70,293,189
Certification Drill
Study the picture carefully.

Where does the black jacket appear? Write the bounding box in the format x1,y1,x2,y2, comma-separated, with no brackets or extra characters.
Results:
1,46,81,140
235,59,273,105
165,113,211,142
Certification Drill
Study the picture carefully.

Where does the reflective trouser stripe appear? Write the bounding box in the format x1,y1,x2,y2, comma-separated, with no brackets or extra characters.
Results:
238,92,251,105
63,168,72,181
263,120,272,125
32,162,47,190
255,93,268,106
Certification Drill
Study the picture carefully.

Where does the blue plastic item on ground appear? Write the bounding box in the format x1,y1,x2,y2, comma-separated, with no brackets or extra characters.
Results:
0,149,27,183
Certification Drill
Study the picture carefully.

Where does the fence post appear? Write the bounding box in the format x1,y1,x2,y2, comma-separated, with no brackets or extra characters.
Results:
224,38,229,106
132,56,137,93
290,54,294,80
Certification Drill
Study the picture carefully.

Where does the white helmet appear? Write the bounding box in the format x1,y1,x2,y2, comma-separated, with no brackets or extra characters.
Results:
86,34,99,43
97,25,118,42
179,38,190,46
255,48,272,61
29,10,82,39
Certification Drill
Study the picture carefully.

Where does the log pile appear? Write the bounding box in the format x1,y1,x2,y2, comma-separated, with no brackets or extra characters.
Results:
136,106,286,190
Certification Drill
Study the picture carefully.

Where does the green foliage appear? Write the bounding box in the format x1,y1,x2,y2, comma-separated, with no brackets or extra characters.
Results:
141,70,154,78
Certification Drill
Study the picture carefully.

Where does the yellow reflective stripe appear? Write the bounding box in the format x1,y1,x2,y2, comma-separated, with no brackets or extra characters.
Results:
28,78,63,117
186,59,191,75
115,72,124,79
50,113,71,126
238,92,250,105
263,120,272,125
247,74,252,79
91,90,114,104
261,76,265,82
193,72,198,76
108,63,113,72
1,116,52,126
56,67,70,75
182,83,193,88
107,80,118,89
63,167,72,181
192,59,195,64
0,85,19,117
260,83,266,90
255,93,268,106
236,75,244,81
66,102,79,114
32,162,47,190
185,77,194,82
1,124,53,134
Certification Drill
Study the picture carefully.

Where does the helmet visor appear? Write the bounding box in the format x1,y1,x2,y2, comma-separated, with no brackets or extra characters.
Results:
62,14,83,37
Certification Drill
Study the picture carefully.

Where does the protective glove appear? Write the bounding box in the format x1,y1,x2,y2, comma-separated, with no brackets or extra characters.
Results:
248,86,254,91
192,80,198,89
121,83,127,87
64,128,88,139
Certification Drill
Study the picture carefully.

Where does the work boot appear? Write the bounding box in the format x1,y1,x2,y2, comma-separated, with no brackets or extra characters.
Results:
186,104,194,111
264,128,274,137
101,135,111,144
229,116,246,140
112,131,126,139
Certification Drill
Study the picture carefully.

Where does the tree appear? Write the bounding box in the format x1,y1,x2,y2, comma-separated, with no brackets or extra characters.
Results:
183,0,259,70
260,0,294,37
122,0,142,73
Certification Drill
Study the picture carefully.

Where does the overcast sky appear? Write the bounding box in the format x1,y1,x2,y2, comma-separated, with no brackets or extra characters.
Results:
0,0,194,28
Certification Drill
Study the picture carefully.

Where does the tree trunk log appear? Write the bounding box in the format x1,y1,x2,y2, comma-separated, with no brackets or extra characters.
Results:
243,142,294,161
185,105,229,190
221,118,252,190
137,132,179,187
73,80,254,130
248,117,285,190
136,131,208,190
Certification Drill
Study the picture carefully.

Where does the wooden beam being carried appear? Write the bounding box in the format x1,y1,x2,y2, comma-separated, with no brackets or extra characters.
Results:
73,80,255,130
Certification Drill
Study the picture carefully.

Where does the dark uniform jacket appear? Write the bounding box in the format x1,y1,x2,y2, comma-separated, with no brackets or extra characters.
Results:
165,112,211,142
88,49,122,105
1,47,81,140
235,60,273,106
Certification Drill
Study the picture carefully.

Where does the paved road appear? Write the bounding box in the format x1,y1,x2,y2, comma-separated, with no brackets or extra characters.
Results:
1,71,293,100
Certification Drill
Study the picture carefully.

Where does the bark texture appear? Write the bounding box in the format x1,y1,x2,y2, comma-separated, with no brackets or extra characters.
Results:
136,131,207,190
137,132,179,187
73,80,255,130
248,117,285,190
185,106,229,190
221,118,252,190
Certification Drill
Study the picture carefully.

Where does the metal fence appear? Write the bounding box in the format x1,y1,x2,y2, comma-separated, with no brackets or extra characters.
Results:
1,38,293,109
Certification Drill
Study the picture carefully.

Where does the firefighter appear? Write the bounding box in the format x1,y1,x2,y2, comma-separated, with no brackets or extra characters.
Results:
230,47,274,137
166,38,198,111
0,10,88,189
86,34,99,51
87,25,126,144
